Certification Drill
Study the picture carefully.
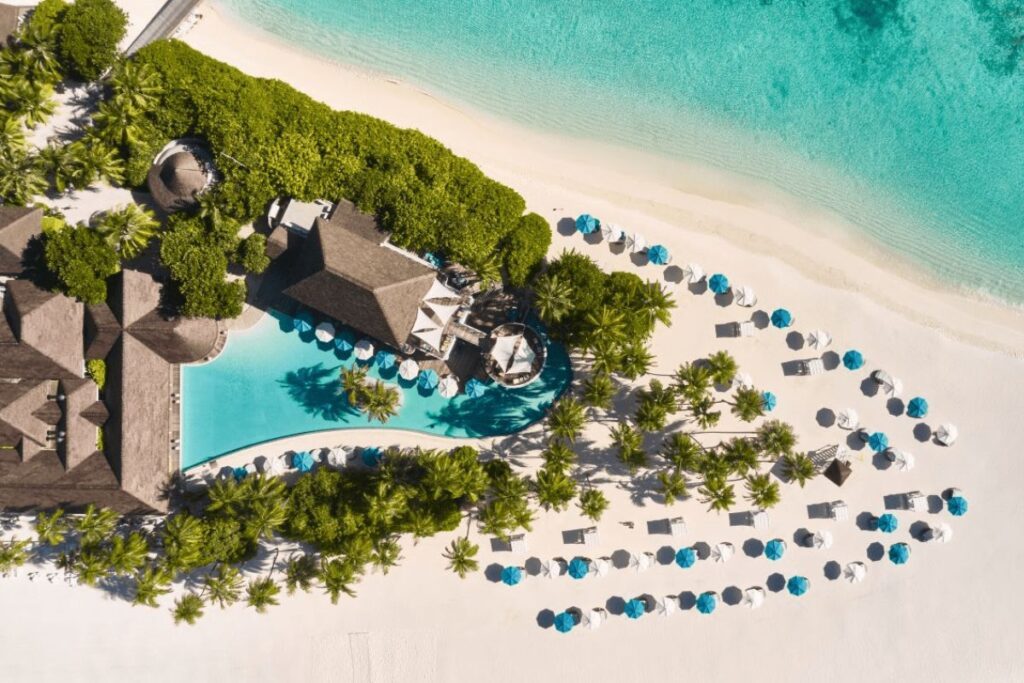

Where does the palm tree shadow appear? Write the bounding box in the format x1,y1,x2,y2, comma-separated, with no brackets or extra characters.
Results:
278,363,358,422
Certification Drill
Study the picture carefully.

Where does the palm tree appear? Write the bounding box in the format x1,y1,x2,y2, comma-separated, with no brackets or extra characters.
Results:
94,204,159,260
132,564,172,607
371,537,402,574
244,472,288,504
673,362,712,405
206,478,245,514
34,508,66,547
73,549,108,586
541,438,576,471
581,371,614,410
610,422,646,473
0,115,25,156
362,381,400,423
706,350,738,387
782,452,817,488
576,488,609,522
634,397,667,433
639,280,675,329
547,395,586,442
74,504,119,548
744,473,781,509
161,513,204,572
534,466,577,511
245,577,281,613
698,476,736,513
320,558,359,603
697,450,732,483
533,273,573,324
91,98,143,148
657,469,688,505
1,77,55,127
172,593,205,625
0,150,46,205
107,531,149,575
204,565,244,608
660,432,702,473
244,499,288,541
83,143,125,186
0,539,31,573
589,339,621,376
442,537,479,578
110,60,163,113
364,481,408,531
283,554,319,594
720,437,759,477
473,252,502,289
339,365,368,406
13,23,61,83
757,420,797,460
730,387,764,422
618,341,654,380
690,395,722,430
583,305,626,350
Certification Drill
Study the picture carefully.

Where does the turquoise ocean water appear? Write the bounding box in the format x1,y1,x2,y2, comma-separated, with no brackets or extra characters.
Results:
216,0,1024,304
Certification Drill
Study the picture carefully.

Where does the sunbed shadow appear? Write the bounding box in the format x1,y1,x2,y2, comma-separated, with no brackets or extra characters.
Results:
780,360,803,377
807,502,832,520
860,378,879,397
722,586,743,605
560,529,588,544
536,609,555,629
824,561,841,581
866,542,885,562
743,538,765,557
605,596,626,615
645,519,672,535
913,423,932,442
556,217,576,236
816,408,836,427
714,323,736,338
766,573,786,592
786,332,805,350
728,511,749,527
882,494,903,510
887,398,905,416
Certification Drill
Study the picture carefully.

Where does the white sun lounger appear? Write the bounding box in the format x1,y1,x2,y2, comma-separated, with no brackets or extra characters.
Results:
799,358,826,376
903,491,927,512
732,321,755,337
828,500,849,521
509,533,527,553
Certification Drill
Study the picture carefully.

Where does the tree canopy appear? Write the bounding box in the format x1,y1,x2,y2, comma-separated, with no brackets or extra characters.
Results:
57,0,126,81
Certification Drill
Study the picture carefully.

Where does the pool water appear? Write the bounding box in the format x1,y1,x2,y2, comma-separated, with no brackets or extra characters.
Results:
180,309,572,469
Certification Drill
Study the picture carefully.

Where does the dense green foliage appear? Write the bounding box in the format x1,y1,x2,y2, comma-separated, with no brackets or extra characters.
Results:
130,40,546,281
501,212,551,286
85,359,106,390
57,0,126,81
237,233,270,274
43,225,120,304
160,214,246,318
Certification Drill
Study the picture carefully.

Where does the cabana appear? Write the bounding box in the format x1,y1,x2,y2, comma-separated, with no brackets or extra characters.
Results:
823,458,852,487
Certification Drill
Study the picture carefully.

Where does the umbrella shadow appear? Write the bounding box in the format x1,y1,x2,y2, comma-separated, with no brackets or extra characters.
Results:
693,541,711,560
786,331,805,351
823,561,842,581
887,398,905,416
663,265,684,284
605,596,626,616
751,310,770,329
556,217,576,236
610,549,632,569
909,521,931,541
793,527,811,547
860,378,879,397
766,573,786,593
846,432,866,451
866,542,885,562
678,591,697,610
722,586,743,606
855,511,877,531
688,280,708,296
714,291,735,307
816,408,836,427
524,557,543,576
743,538,765,557
656,546,676,565
872,451,892,470
913,423,932,442
536,609,555,629
822,351,841,370
584,231,603,246
484,563,504,582
927,495,944,514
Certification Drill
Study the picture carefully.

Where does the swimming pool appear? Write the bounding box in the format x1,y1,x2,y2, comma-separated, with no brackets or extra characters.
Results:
179,309,572,469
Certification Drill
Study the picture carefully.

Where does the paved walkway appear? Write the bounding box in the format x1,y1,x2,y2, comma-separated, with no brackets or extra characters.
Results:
125,0,202,55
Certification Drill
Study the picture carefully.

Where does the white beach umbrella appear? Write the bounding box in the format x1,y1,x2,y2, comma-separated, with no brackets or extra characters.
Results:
601,222,625,243
836,408,859,430
711,542,735,563
936,423,959,446
325,445,352,468
585,608,605,630
808,530,834,550
629,551,654,573
734,285,757,307
681,262,705,284
589,557,612,578
438,376,459,398
258,455,282,476
872,370,903,398
742,586,766,610
733,372,754,390
314,321,335,343
626,232,646,254
655,596,678,617
541,559,564,579
843,561,867,584
927,522,954,544
888,449,915,472
806,329,832,351
398,359,420,381
354,338,374,361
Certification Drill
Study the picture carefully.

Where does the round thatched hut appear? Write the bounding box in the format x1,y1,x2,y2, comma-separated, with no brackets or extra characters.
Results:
146,143,212,213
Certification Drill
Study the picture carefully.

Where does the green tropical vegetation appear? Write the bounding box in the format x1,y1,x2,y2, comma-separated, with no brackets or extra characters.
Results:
85,359,106,390
56,0,126,81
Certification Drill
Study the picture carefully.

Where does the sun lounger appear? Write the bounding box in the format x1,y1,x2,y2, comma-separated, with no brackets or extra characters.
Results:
509,533,527,553
903,491,927,512
669,517,687,537
750,509,770,529
581,526,598,546
828,500,849,521
798,358,825,375
731,321,755,337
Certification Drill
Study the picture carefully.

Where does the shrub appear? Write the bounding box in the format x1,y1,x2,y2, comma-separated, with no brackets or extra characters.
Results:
501,212,551,287
25,0,69,36
160,215,245,319
43,226,120,304
237,233,269,274
57,0,126,81
85,358,106,389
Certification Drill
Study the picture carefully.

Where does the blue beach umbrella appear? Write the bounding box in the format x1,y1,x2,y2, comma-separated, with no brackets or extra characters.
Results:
465,378,486,398
770,308,793,329
575,214,599,234
696,592,717,615
868,431,889,452
233,466,248,481
842,350,865,370
553,611,575,633
647,244,671,265
334,329,355,353
374,350,396,370
889,543,911,565
361,446,383,467
624,598,646,619
424,252,442,269
418,368,439,391
948,496,968,517
787,575,809,596
765,539,786,561
674,546,697,569
761,391,778,412
876,513,898,533
568,557,589,580
501,565,522,586
907,397,929,419
292,450,314,472
294,311,313,334
708,273,730,295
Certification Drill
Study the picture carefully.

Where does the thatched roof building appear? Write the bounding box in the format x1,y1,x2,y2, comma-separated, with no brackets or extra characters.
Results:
0,205,42,276
0,280,84,379
0,3,26,45
147,150,208,213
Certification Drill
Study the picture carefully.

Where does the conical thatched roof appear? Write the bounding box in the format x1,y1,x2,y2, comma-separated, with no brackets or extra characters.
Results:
147,150,207,213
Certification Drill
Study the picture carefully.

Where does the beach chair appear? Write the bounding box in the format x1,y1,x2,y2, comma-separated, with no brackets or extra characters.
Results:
750,509,770,530
581,526,599,546
731,321,755,338
798,358,825,376
828,500,849,521
903,491,927,512
509,533,527,553
669,517,687,537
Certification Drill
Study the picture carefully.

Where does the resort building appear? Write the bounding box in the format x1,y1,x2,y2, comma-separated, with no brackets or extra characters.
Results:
0,205,42,278
147,140,214,214
0,3,27,45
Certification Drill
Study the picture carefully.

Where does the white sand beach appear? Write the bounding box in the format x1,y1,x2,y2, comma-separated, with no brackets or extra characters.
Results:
2,2,1023,682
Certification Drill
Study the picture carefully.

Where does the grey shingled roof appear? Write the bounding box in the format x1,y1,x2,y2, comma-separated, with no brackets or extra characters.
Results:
0,280,84,379
0,205,42,275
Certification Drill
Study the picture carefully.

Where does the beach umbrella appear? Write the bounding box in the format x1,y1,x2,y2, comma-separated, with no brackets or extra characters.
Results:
500,565,523,586
647,244,671,265
656,596,678,617
936,423,959,446
837,408,859,430
711,542,735,563
734,285,757,307
947,496,968,516
315,321,336,343
601,222,625,243
293,311,313,334
770,308,793,329
567,557,590,580
807,530,834,550
842,350,864,370
589,557,612,578
553,611,575,633
927,522,954,544
843,562,867,584
742,586,766,609
867,431,889,452
628,551,654,573
876,513,898,533
873,370,903,398
418,368,439,391
325,445,351,468
733,372,754,390
888,449,915,472
682,263,705,284
806,329,832,351
907,396,929,419
465,378,486,398
696,592,717,615
423,252,443,269
765,539,787,561
360,446,383,467
374,350,396,370
761,391,777,412
354,338,374,361
541,559,565,579
889,542,910,565
624,598,646,620
232,466,248,481
575,214,599,234
292,450,314,472
674,546,697,569
708,273,730,295
585,608,605,630
787,576,809,596
626,232,647,254
398,359,420,381
438,376,459,398
261,454,286,476
334,329,355,353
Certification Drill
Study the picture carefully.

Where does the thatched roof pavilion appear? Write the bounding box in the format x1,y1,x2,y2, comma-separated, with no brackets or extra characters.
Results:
147,148,209,213
0,205,41,276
